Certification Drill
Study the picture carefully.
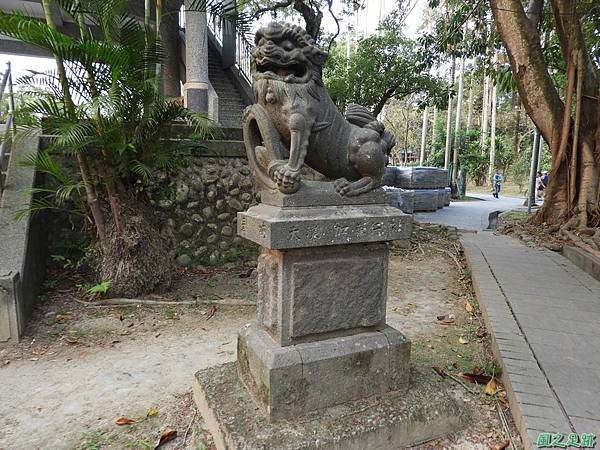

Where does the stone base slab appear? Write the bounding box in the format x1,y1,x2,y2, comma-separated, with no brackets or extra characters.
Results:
237,323,410,422
193,361,470,450
260,181,386,208
237,203,412,249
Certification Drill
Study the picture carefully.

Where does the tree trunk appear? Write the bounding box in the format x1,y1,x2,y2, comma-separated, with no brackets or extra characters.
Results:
403,106,410,165
481,73,490,152
372,86,396,117
444,59,455,169
99,195,174,297
466,74,474,132
431,106,438,152
155,0,163,91
452,56,465,195
419,105,429,165
513,94,522,157
491,0,599,227
293,1,323,40
488,54,498,184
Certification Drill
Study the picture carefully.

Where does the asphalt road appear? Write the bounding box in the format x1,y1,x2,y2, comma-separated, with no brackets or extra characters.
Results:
414,193,527,231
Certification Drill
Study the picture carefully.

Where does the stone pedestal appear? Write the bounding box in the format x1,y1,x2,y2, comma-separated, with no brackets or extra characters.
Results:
235,182,413,421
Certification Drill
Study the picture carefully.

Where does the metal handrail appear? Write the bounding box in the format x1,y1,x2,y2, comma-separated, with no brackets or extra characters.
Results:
0,61,15,195
235,33,252,84
206,11,252,83
207,11,223,45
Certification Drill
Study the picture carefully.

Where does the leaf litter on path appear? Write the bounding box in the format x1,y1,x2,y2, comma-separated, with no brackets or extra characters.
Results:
115,417,136,426
155,429,177,449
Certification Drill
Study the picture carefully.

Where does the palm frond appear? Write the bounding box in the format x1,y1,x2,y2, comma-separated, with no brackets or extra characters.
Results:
18,150,72,185
130,160,153,181
55,181,85,204
0,11,77,54
51,120,96,151
13,198,71,222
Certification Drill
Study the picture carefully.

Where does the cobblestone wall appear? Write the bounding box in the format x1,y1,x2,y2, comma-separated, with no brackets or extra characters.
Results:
146,155,260,267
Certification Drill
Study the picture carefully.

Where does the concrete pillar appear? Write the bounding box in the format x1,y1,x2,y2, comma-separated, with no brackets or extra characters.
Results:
183,0,209,113
161,0,182,97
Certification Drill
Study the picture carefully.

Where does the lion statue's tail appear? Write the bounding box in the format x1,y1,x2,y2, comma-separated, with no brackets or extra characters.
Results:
345,103,396,156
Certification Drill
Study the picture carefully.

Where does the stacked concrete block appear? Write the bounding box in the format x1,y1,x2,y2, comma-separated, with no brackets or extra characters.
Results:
395,167,448,190
382,166,450,212
436,188,445,209
413,189,439,212
383,187,415,214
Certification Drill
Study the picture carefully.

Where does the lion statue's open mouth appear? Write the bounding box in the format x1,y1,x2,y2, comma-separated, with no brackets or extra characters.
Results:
255,58,308,82
251,22,323,85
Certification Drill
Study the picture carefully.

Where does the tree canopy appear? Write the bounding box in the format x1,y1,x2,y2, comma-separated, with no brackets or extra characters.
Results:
323,14,448,116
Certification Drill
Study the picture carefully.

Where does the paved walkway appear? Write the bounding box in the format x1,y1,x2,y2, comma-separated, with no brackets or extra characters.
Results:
415,193,525,231
462,232,600,450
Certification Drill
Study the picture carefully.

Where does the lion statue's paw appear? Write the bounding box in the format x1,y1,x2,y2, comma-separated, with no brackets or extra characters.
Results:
333,178,352,196
273,164,302,194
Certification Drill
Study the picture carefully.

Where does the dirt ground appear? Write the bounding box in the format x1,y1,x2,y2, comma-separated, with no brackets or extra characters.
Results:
0,224,522,450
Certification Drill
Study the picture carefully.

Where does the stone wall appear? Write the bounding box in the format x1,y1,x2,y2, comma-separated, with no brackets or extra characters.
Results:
146,152,260,267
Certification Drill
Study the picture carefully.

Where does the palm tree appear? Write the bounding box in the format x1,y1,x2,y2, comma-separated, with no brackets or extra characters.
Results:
0,0,215,296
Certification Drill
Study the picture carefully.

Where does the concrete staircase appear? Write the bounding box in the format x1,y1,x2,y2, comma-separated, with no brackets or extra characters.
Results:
208,43,248,128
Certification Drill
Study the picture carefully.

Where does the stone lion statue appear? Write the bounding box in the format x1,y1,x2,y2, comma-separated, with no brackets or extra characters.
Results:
242,22,396,196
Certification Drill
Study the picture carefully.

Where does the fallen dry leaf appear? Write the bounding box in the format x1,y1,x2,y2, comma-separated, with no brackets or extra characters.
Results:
206,305,217,320
491,440,510,450
484,377,498,395
55,314,75,323
155,430,177,449
432,366,446,378
498,392,508,406
458,336,469,344
115,417,136,426
147,407,158,417
465,301,473,313
460,372,492,384
436,314,455,325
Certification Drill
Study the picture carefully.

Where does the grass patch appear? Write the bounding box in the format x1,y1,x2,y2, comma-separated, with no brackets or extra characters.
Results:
79,430,118,450
468,180,526,198
499,210,530,222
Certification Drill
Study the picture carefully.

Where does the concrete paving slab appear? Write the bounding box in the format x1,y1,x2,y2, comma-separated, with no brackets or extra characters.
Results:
460,232,600,449
571,416,600,434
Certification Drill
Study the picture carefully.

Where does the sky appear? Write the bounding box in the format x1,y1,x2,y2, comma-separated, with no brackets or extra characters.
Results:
0,0,428,87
